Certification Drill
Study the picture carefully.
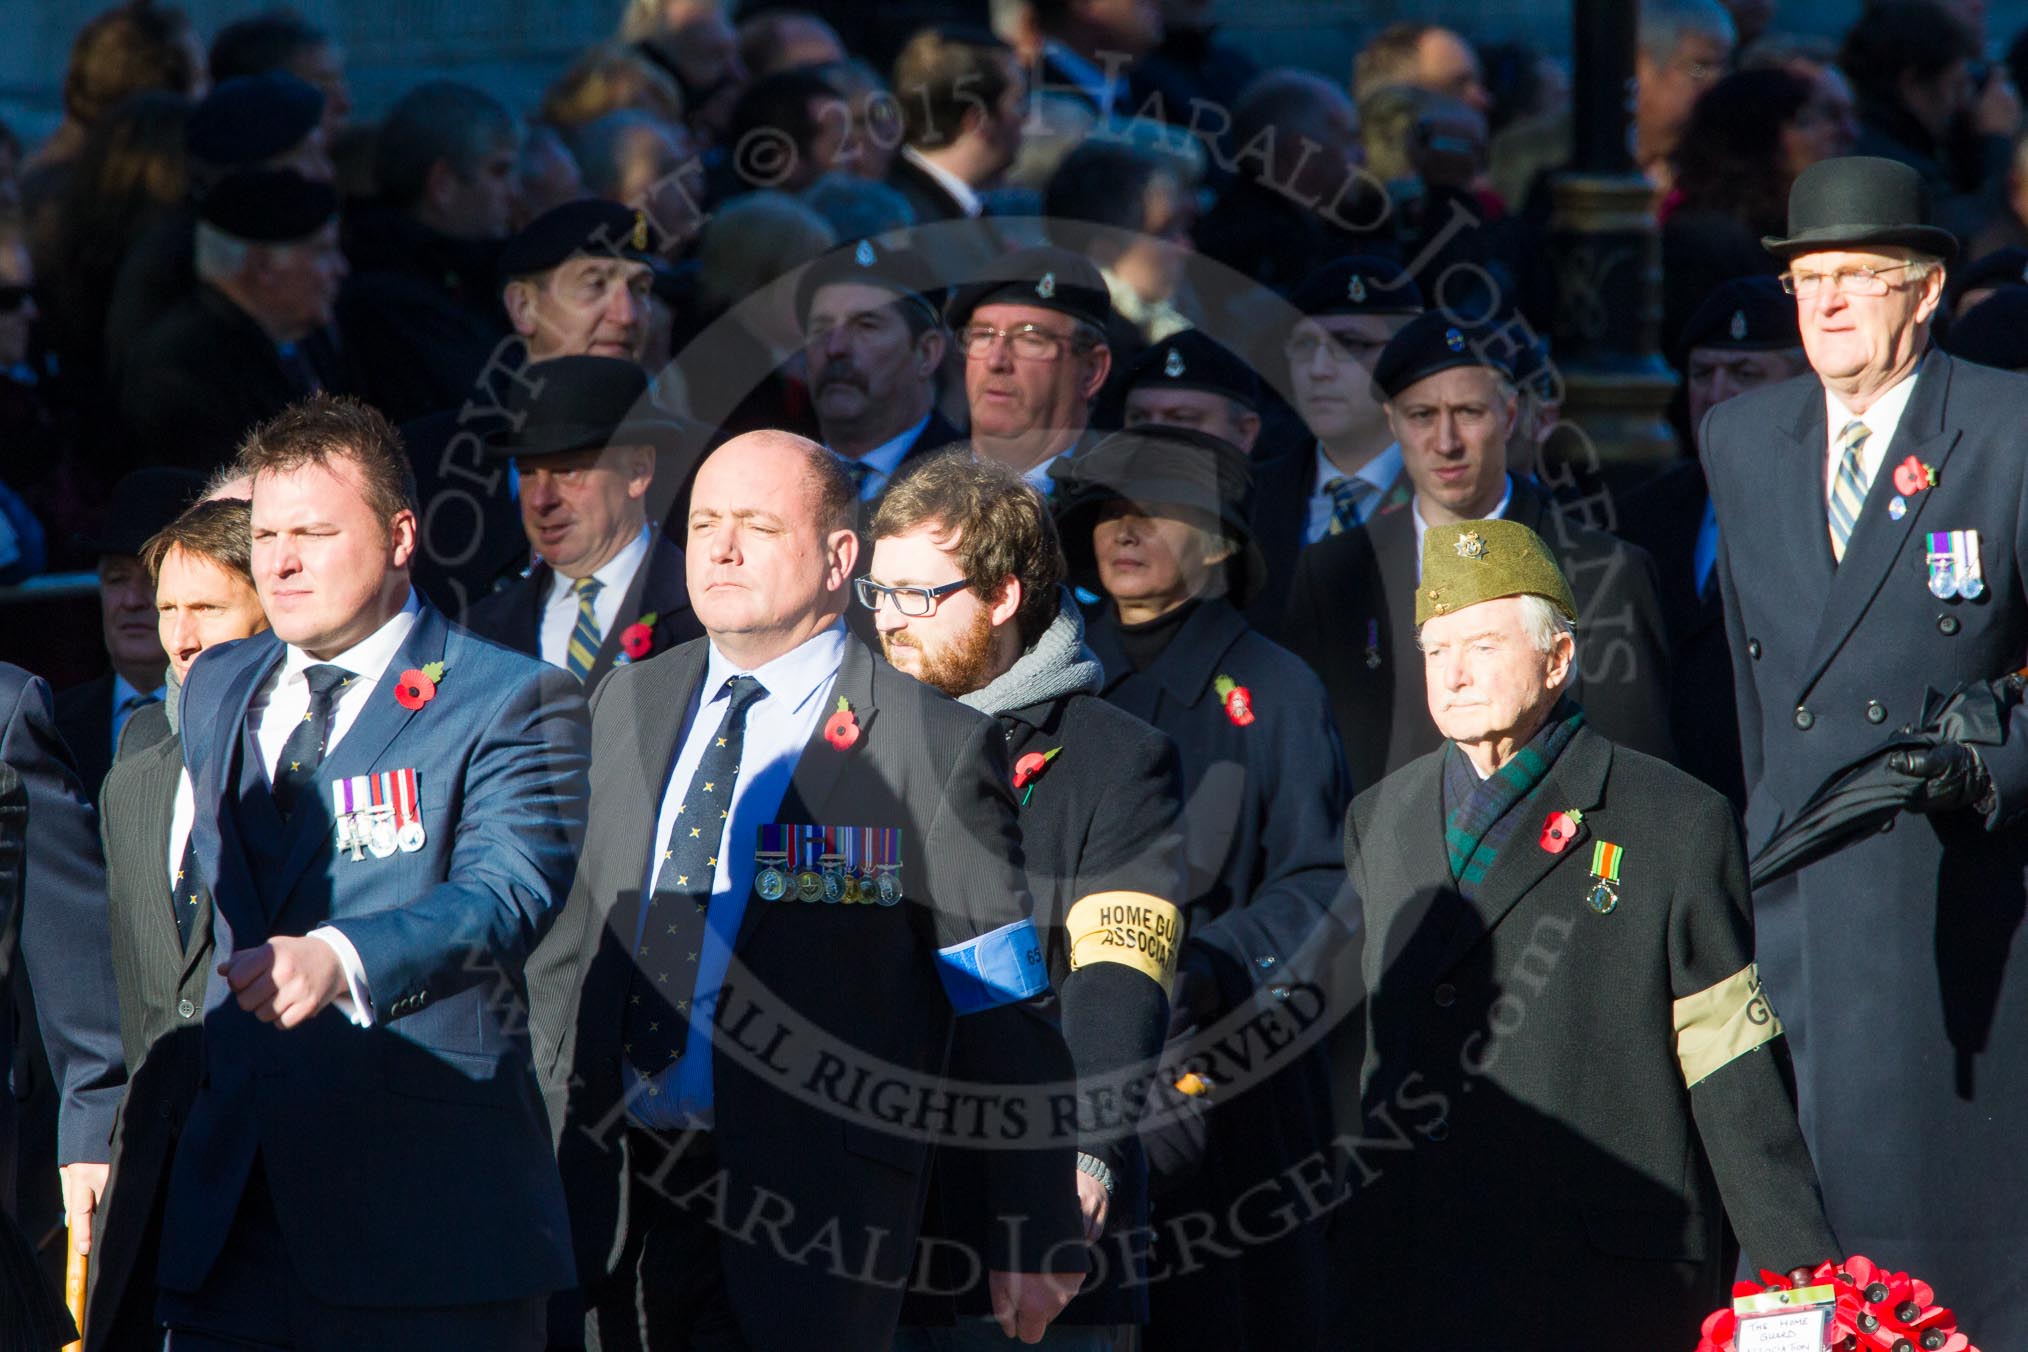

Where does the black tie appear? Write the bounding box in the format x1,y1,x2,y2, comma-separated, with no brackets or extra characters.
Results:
622,674,768,1078
171,834,201,949
271,664,352,817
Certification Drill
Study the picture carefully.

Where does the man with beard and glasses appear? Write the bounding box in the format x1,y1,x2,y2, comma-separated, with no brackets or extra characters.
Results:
867,450,1184,1349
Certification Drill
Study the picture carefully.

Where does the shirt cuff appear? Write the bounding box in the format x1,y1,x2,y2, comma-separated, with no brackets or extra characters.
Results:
309,926,375,1027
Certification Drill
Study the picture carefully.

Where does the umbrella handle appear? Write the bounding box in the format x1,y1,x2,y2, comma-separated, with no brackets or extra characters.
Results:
63,1239,86,1351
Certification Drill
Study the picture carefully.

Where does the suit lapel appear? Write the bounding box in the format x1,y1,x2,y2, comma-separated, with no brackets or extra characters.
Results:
1799,355,1962,696
206,637,285,944
264,609,447,908
1434,725,1612,978
509,565,547,657
591,642,706,955
140,736,186,961
588,535,691,686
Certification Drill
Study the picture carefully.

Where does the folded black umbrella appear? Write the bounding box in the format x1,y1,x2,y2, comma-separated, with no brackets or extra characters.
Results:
1748,673,2026,889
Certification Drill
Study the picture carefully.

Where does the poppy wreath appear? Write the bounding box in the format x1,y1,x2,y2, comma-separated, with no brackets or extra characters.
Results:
1695,1257,1979,1352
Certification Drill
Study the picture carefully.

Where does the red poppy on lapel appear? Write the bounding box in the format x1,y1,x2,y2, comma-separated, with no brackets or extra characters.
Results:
1214,674,1255,726
1539,808,1582,854
619,612,658,661
393,661,445,711
1892,455,1936,497
823,695,859,750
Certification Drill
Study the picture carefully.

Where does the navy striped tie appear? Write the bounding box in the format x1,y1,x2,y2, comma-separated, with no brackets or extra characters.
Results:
1828,419,1870,563
566,576,604,683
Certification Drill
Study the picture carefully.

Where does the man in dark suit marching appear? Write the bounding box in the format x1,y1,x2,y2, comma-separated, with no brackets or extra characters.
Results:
864,452,1186,1345
1334,518,1835,1349
533,431,1087,1351
463,357,705,688
160,396,591,1348
1704,155,2028,1344
1285,312,1674,790
86,498,271,1349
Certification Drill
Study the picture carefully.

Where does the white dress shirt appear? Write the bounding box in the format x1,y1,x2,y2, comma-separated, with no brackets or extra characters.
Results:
245,591,422,1026
1411,476,1515,582
899,146,983,218
840,414,930,501
630,624,849,1129
1823,363,1922,506
538,525,651,670
1305,442,1404,543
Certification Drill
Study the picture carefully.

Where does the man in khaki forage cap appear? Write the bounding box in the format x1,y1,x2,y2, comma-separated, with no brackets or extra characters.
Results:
1317,516,1839,1350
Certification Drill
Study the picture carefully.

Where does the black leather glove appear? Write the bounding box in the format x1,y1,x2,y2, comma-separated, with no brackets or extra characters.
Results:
1888,741,1990,813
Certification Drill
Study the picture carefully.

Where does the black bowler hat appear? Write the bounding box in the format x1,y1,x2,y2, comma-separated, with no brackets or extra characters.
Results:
1048,426,1269,606
186,73,325,168
1290,255,1424,320
1121,330,1261,410
1761,155,1958,262
944,246,1114,334
1672,275,1802,367
1369,311,1514,401
77,467,206,558
1942,287,2028,370
198,168,338,243
483,356,698,460
794,238,943,330
500,198,657,279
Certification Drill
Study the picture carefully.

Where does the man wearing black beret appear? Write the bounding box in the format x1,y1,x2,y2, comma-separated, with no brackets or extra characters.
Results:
104,72,334,383
116,169,348,474
795,239,961,503
463,356,705,688
1622,274,1807,806
1119,329,1264,456
1248,256,1423,631
1943,243,2028,319
949,246,1114,490
1285,310,1673,789
404,198,659,618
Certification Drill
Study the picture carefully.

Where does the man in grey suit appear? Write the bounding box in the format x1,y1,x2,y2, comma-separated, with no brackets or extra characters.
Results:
86,497,270,1349
534,431,1088,1351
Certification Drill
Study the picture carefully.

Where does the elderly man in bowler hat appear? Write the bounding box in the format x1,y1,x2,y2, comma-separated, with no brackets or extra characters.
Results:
463,355,704,688
1704,153,2028,1344
1331,517,1836,1350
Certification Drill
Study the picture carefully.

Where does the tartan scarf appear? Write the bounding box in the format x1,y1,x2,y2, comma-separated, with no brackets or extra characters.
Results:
1442,700,1586,896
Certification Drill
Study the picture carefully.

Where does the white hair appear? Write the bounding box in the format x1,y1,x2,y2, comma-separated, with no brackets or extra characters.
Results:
192,221,252,285
1517,592,1577,656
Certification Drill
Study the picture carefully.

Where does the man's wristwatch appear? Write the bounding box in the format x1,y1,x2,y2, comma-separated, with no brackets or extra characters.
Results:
1075,1151,1116,1198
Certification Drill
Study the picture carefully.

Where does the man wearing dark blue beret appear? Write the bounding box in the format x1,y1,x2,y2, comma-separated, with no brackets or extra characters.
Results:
1285,311,1674,789
1119,329,1264,456
1622,274,1808,806
116,170,348,474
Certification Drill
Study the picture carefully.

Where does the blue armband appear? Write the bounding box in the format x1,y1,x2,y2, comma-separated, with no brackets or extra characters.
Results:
936,917,1050,1014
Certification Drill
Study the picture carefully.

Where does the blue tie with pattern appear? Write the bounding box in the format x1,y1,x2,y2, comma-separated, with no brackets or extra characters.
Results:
566,576,604,683
271,664,352,817
623,674,769,1078
1323,475,1376,535
1827,418,1871,564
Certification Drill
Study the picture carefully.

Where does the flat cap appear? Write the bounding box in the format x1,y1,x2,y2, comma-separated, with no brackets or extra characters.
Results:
1290,255,1424,319
945,246,1113,333
500,198,657,279
1370,311,1513,401
1674,275,1800,366
1122,329,1260,410
197,168,338,243
187,73,325,168
794,237,943,329
1417,517,1577,627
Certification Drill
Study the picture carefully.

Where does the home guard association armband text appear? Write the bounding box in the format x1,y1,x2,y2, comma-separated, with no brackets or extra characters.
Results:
936,917,1050,1014
1672,961,1783,1088
1064,891,1183,986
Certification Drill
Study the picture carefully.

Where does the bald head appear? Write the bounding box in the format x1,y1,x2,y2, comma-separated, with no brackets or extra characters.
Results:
686,431,858,664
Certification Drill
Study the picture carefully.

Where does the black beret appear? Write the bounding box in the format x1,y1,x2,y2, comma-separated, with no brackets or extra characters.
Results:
186,73,325,169
501,199,657,279
1289,255,1424,319
1948,246,2028,303
483,355,699,460
945,246,1113,333
1369,311,1514,401
1049,426,1268,605
1942,287,2028,371
794,238,943,328
1121,330,1261,410
1673,275,1801,366
76,466,206,558
197,168,338,243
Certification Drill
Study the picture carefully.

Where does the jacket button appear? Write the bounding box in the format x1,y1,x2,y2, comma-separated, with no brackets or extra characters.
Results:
1433,983,1457,1008
1793,706,1815,730
177,998,196,1019
1938,615,1961,636
1426,1118,1451,1142
1866,701,1887,724
1748,638,1762,659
